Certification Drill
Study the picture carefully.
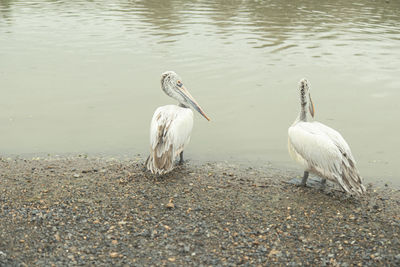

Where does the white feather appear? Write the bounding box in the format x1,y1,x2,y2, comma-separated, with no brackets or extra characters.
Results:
288,120,365,195
146,105,193,175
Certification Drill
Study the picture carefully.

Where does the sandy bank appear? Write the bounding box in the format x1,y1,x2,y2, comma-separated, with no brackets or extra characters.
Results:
0,156,399,266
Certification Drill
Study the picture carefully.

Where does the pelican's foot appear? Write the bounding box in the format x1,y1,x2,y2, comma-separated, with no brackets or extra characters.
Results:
319,178,327,190
287,178,307,187
288,171,308,187
287,177,325,188
178,159,184,165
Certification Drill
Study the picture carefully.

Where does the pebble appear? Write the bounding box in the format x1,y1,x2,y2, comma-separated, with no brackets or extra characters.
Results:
109,252,119,258
166,202,175,209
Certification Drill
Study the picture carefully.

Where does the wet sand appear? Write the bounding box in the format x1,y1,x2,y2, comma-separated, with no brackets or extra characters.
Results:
0,156,399,266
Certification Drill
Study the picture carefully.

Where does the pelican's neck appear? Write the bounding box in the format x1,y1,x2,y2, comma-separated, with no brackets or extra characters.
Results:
299,89,308,122
293,113,311,126
162,85,183,106
162,85,174,99
178,102,189,109
297,79,313,123
299,105,307,122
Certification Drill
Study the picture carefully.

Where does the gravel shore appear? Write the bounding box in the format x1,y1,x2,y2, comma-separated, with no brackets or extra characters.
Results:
0,156,399,266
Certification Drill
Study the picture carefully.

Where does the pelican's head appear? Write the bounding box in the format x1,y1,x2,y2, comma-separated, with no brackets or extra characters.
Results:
161,71,210,121
299,78,315,118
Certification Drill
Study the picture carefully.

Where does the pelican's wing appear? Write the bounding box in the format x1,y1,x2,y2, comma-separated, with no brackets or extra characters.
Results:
312,122,355,162
288,122,365,195
146,105,193,175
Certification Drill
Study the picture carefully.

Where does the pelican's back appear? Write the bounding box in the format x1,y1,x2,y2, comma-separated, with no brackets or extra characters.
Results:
288,121,365,195
146,105,193,175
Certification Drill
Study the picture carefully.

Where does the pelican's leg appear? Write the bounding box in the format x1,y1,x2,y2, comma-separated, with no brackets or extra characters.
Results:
300,171,309,187
178,151,184,165
320,178,327,188
143,156,150,171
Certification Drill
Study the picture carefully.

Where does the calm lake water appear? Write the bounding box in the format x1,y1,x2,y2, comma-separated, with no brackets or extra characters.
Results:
1,0,399,185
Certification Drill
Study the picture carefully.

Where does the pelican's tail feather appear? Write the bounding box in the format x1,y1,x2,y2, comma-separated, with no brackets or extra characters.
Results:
338,160,366,196
146,144,175,175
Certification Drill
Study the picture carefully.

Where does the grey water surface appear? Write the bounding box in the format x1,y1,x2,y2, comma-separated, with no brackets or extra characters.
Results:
1,0,399,185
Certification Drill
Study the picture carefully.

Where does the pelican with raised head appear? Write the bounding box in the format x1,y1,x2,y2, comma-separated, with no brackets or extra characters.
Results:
288,79,366,195
146,71,210,175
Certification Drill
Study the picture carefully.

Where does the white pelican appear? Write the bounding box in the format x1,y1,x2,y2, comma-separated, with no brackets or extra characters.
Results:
288,79,366,195
146,71,210,175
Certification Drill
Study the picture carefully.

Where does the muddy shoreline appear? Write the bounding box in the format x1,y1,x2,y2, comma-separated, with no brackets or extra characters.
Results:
0,156,399,266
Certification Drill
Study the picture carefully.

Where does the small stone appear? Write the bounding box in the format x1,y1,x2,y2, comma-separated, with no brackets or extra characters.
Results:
112,240,118,245
166,202,175,209
268,249,280,257
168,257,176,262
184,245,190,252
54,233,61,241
109,252,119,258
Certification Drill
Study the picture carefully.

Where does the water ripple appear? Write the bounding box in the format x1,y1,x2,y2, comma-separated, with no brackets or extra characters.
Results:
1,0,400,184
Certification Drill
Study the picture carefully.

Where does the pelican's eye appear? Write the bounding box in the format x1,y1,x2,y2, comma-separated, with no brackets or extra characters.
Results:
177,80,183,88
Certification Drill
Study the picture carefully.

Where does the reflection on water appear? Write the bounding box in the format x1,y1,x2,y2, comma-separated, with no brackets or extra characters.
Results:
0,0,399,185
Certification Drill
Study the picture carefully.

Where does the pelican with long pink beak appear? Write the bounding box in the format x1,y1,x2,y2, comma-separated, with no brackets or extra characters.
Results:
146,71,210,175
